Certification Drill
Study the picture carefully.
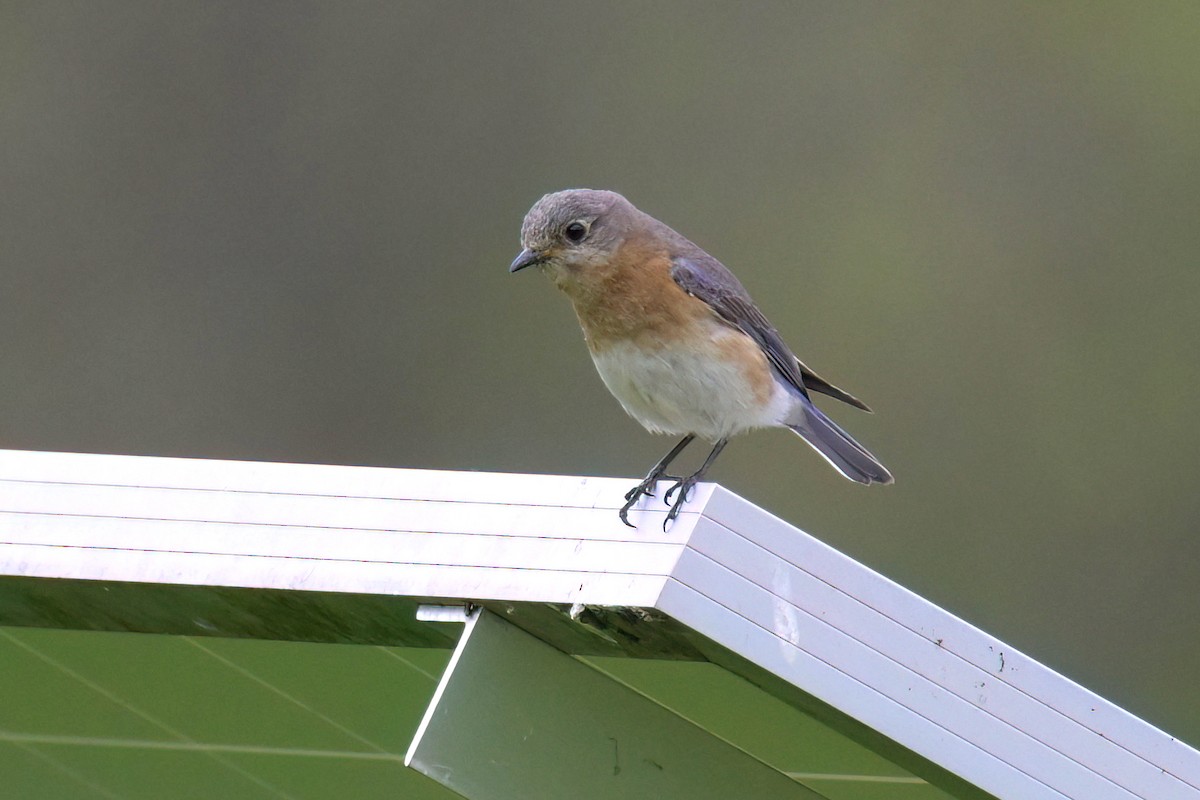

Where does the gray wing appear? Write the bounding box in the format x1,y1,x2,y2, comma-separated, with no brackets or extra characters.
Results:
671,254,872,412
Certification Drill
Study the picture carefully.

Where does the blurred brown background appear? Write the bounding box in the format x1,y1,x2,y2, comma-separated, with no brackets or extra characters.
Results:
2,2,1197,746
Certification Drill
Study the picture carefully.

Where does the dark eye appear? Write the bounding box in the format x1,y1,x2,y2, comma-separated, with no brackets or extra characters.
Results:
564,221,588,243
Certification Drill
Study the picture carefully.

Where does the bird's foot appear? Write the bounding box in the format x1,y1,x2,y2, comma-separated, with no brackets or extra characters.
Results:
662,475,699,528
619,472,680,527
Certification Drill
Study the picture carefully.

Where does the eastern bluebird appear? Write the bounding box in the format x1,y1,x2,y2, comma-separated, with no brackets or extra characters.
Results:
510,189,893,527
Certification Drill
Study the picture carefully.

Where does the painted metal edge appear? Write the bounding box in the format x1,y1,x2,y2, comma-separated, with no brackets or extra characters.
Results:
699,486,1200,792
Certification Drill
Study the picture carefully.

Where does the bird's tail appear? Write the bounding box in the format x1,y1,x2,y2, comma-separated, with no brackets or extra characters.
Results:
786,397,894,485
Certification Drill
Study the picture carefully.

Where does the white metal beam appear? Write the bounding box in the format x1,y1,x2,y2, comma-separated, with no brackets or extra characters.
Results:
0,448,691,607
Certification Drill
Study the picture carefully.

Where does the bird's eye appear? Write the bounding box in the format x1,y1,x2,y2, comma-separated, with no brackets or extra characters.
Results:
564,221,588,243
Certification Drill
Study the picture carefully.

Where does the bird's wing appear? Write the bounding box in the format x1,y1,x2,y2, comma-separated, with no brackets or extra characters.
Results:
671,254,872,412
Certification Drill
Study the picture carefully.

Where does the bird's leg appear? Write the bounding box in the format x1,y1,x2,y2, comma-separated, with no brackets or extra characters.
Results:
619,434,695,527
662,438,728,528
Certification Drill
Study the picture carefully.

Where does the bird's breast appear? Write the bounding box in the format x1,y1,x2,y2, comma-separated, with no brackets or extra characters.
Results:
588,322,796,440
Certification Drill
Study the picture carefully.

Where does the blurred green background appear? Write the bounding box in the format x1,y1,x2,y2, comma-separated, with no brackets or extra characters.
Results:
1,0,1197,765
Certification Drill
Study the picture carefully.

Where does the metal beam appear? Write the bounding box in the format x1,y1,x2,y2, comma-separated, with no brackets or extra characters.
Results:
406,608,825,800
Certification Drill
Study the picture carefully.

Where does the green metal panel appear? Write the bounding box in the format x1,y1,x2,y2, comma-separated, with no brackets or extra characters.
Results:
0,625,459,800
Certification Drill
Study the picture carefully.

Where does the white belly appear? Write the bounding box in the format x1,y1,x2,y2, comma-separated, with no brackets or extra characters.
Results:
590,335,796,441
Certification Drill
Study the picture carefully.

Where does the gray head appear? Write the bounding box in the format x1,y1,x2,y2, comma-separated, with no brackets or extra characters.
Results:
509,189,639,278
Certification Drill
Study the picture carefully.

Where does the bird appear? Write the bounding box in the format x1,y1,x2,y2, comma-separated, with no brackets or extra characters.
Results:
509,189,893,527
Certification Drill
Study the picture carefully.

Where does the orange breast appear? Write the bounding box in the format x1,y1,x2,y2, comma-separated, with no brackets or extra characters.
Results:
565,242,714,353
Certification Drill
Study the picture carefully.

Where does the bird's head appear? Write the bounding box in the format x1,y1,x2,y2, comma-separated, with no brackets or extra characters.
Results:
509,189,636,289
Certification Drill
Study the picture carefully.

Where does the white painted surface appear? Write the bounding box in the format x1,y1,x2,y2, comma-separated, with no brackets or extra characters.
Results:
0,448,696,606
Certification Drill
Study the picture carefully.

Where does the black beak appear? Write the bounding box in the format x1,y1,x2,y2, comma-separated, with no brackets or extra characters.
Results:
509,248,543,273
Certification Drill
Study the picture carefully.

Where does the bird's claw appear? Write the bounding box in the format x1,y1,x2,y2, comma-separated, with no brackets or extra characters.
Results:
619,478,655,527
662,479,686,505
619,473,681,527
620,473,697,530
623,481,652,503
662,476,697,528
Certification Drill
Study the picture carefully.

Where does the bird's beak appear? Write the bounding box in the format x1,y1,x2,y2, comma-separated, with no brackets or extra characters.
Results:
509,248,544,273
